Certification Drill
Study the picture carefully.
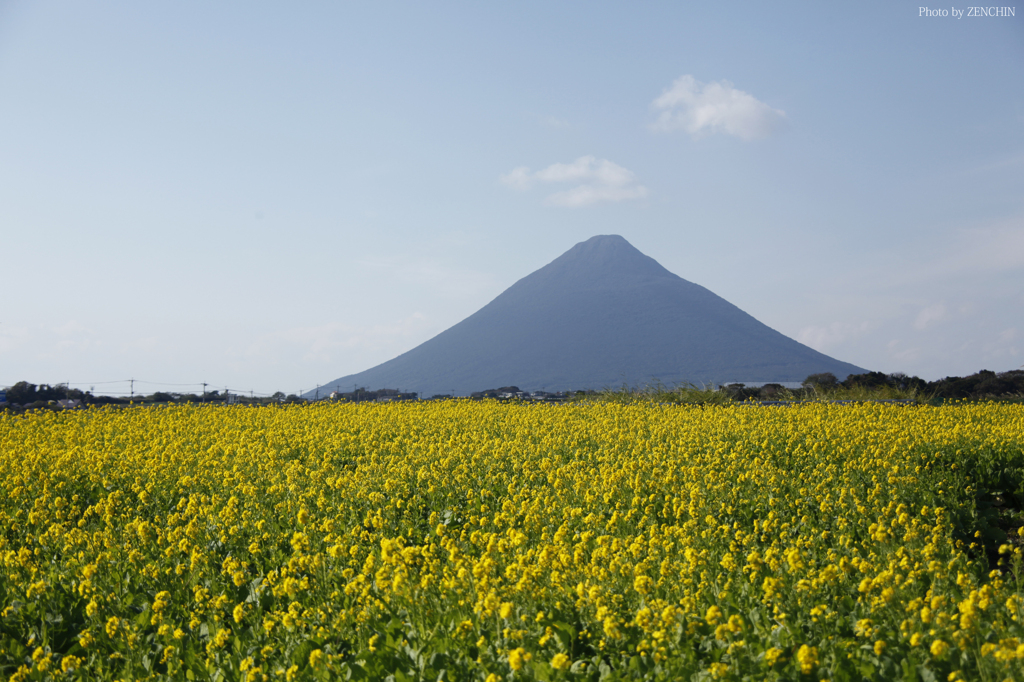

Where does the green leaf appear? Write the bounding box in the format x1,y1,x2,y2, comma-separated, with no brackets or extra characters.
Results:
552,620,576,638
293,640,316,667
900,657,917,682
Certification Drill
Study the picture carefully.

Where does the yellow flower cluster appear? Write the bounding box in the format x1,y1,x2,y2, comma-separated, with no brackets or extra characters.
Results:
0,400,1022,680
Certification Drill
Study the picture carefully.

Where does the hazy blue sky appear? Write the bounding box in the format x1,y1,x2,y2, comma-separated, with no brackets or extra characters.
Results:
2,1,1022,396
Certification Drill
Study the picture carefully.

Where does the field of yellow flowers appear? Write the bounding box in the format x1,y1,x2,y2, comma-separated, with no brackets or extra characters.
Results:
2,400,1023,681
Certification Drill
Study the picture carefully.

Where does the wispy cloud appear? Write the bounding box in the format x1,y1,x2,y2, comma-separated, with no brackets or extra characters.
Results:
914,303,947,330
500,166,534,191
356,253,497,299
241,314,433,365
796,320,874,351
539,115,570,129
500,156,648,207
0,324,30,356
983,327,1019,362
874,217,1024,291
650,75,787,140
886,338,923,363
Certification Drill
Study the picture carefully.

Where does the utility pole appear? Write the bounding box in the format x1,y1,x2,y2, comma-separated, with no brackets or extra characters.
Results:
202,383,207,402
130,378,134,400
315,384,319,401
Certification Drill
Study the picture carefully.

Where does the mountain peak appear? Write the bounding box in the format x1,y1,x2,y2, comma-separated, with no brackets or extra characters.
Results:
311,236,867,396
561,234,644,259
519,235,676,293
575,233,630,247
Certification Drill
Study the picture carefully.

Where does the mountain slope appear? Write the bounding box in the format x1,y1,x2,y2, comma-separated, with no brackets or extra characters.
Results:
310,235,867,396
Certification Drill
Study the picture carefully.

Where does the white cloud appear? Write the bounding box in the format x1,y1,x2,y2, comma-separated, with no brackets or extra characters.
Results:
499,166,534,191
875,216,1024,292
356,253,497,299
913,303,947,330
241,314,433,365
0,325,30,356
539,115,570,129
797,320,873,351
0,320,105,366
650,74,787,140
947,221,1024,273
887,339,922,363
982,328,1019,363
500,156,648,207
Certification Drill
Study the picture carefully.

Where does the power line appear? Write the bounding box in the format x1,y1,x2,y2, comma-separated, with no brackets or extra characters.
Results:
133,380,210,387
1,378,282,399
66,379,136,386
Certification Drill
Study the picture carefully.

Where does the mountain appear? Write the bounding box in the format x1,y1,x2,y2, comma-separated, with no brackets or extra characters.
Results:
309,235,867,396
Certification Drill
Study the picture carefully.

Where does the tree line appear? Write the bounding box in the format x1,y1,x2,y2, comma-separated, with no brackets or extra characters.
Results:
2,369,1022,411
0,383,298,410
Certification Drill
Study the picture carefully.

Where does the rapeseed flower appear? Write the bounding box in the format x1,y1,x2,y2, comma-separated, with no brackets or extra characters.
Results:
0,400,1021,679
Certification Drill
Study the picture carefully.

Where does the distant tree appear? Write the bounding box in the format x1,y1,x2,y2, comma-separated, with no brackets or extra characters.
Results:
35,384,64,401
89,395,126,405
271,391,286,401
929,369,1024,400
3,382,79,403
6,382,37,405
971,370,1019,397
886,372,927,392
802,373,838,391
841,372,891,389
721,383,760,401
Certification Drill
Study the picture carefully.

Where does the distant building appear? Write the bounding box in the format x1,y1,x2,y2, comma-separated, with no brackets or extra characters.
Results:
376,391,418,402
330,388,417,402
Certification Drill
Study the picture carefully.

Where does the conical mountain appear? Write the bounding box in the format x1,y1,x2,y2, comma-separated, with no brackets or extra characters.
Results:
312,235,866,396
